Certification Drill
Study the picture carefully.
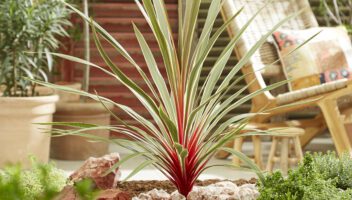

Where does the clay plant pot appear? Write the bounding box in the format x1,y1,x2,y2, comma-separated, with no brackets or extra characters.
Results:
0,95,59,168
54,82,82,102
50,101,112,160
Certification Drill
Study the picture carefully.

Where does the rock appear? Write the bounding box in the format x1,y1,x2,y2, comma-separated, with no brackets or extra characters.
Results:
54,186,77,200
69,153,121,189
170,191,186,200
237,184,259,200
132,181,259,200
132,189,171,200
187,182,259,200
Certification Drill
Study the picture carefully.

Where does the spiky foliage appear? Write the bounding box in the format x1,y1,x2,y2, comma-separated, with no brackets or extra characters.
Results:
32,0,305,196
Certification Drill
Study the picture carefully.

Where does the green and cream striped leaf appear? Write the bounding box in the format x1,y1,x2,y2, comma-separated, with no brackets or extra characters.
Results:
133,24,176,123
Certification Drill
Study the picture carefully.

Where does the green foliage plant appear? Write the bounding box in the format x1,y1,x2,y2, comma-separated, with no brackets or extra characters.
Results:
258,153,352,200
0,159,67,200
0,0,71,97
74,179,100,200
311,151,352,190
32,0,312,197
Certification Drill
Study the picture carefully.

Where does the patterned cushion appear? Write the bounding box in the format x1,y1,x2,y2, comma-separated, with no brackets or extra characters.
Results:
272,27,352,91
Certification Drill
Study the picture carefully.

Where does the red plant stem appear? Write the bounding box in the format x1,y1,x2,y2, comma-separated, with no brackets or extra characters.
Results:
167,66,202,196
191,157,211,183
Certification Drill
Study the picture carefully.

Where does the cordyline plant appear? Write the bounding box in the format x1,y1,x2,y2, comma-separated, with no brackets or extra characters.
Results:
31,0,307,197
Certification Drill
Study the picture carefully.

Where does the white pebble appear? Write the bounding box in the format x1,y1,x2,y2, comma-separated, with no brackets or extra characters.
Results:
133,181,259,200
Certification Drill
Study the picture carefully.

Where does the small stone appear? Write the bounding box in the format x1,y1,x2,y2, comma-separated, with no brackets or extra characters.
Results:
187,181,259,200
132,189,171,200
132,181,259,200
170,191,186,200
237,184,259,200
69,153,121,189
54,186,77,200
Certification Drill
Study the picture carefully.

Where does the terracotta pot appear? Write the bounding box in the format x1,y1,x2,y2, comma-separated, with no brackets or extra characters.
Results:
54,82,82,102
51,101,112,160
0,95,59,168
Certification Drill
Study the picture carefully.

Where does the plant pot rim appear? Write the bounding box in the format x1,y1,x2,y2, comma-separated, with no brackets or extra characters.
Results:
0,94,59,102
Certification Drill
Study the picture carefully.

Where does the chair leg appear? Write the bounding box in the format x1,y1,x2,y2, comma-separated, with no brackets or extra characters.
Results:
288,115,326,147
280,138,289,175
232,137,244,166
319,99,352,156
252,135,263,169
300,126,326,147
294,136,304,162
266,137,278,172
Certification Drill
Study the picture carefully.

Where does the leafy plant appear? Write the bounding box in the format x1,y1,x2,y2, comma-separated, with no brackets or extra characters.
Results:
74,179,100,200
312,151,352,190
0,159,67,200
317,0,352,34
258,153,352,200
0,0,71,97
32,0,307,197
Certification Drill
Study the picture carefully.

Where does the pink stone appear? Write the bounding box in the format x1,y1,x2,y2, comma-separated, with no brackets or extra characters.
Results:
69,153,121,189
54,186,77,200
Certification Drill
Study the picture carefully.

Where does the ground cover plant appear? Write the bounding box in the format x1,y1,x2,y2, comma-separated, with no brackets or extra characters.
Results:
312,151,352,190
0,160,101,200
258,153,352,200
0,159,66,200
32,0,312,197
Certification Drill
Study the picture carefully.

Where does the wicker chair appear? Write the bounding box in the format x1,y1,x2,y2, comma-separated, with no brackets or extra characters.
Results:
221,0,352,167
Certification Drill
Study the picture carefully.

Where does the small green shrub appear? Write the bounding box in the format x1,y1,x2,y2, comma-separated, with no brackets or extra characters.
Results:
0,160,67,200
258,153,352,200
312,151,352,190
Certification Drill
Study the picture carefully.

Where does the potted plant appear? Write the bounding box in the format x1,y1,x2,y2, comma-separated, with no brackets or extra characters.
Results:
33,0,302,198
50,0,113,160
0,0,71,168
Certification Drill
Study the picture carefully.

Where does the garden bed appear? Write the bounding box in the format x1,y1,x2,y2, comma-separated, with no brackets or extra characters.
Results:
116,178,257,197
2,152,352,199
